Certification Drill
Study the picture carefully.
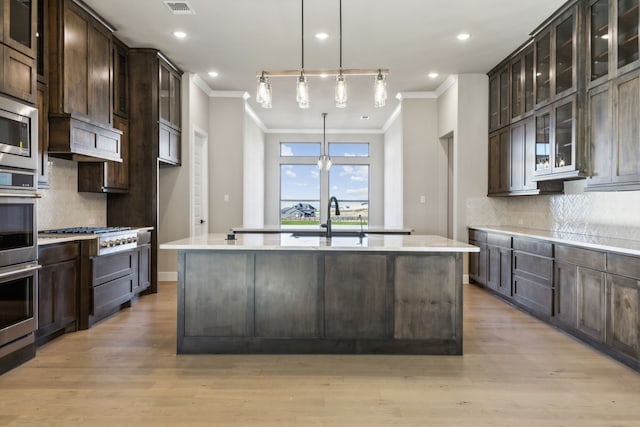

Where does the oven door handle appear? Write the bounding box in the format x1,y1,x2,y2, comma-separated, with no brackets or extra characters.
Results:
0,193,41,198
0,264,41,279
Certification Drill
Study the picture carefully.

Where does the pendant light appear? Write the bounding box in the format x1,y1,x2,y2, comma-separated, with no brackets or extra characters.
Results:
318,113,332,171
256,72,272,108
296,0,310,109
374,69,387,108
335,0,347,108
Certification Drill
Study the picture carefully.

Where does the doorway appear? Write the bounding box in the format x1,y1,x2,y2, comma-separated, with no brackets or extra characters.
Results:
191,127,209,236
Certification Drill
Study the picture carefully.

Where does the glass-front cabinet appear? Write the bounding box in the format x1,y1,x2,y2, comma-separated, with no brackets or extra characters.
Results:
1,0,37,58
489,63,510,131
536,31,552,105
533,96,578,180
555,14,575,96
588,0,640,86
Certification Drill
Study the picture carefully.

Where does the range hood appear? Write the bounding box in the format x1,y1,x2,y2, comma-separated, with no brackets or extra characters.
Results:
48,113,122,162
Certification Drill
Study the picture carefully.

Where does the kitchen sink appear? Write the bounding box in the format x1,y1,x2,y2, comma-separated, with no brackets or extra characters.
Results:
290,231,367,238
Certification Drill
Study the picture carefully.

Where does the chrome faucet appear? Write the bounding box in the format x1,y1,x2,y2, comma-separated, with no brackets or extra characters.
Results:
323,196,340,238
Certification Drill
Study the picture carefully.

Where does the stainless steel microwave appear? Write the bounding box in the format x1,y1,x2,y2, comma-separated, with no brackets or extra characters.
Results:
0,96,38,171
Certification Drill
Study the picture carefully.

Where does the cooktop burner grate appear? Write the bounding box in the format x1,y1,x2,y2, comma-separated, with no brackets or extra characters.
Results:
40,227,132,234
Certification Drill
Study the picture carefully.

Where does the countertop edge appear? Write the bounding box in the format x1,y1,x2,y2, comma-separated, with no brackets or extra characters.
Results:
468,225,640,257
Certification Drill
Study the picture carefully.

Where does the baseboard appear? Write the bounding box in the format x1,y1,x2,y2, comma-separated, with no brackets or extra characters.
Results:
463,274,470,284
158,271,177,282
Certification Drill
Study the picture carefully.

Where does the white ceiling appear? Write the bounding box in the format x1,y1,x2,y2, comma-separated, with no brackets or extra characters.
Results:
83,0,567,130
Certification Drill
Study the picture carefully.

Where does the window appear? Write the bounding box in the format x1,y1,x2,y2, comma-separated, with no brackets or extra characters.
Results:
329,165,369,225
279,142,370,226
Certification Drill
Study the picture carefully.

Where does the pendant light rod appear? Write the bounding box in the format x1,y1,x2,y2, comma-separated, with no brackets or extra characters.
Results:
259,69,388,77
301,0,304,71
339,0,342,70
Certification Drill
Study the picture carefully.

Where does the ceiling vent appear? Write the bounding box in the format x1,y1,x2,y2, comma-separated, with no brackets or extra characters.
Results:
163,1,195,15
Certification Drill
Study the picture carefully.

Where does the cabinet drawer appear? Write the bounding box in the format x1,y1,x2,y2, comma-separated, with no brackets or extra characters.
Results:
513,251,553,284
513,274,553,316
92,250,138,286
487,233,511,248
513,237,553,257
555,245,605,270
93,275,134,315
39,242,80,265
607,253,640,280
469,229,487,242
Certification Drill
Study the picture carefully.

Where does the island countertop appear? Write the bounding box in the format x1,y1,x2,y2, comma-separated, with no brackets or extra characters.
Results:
160,233,478,253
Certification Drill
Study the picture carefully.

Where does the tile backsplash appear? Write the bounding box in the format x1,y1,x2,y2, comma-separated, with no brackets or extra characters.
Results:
37,158,106,230
466,180,640,241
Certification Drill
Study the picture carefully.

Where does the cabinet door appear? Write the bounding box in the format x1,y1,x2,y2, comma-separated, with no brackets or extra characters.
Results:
554,12,576,97
586,82,613,188
499,65,509,127
1,44,36,104
511,57,523,119
87,21,112,126
36,259,77,340
136,244,150,293
534,108,551,174
524,47,535,112
616,0,640,74
170,71,181,129
489,73,499,130
554,260,578,328
553,97,576,173
498,248,512,297
577,266,606,342
606,273,640,360
325,254,392,339
105,116,128,190
159,62,171,124
2,0,37,58
113,40,128,118
37,82,49,188
588,0,610,86
486,245,500,291
488,128,509,194
509,121,525,191
612,70,640,185
536,31,552,105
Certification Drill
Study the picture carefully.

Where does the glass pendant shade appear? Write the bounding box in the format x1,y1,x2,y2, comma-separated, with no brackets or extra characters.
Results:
335,74,347,108
374,71,387,108
262,81,272,108
256,75,268,104
325,156,332,170
296,74,310,109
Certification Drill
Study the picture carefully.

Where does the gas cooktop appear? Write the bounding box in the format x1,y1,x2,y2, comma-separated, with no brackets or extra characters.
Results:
40,227,132,234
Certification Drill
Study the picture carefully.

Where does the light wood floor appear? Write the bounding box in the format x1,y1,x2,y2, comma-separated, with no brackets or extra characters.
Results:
1,282,639,426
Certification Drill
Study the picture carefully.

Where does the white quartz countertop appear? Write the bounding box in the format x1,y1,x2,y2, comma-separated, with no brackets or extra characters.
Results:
469,225,640,256
160,233,478,253
232,225,413,234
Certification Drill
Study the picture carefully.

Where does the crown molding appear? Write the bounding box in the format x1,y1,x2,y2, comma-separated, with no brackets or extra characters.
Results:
396,91,438,100
192,73,213,96
381,103,402,133
209,90,250,99
244,103,268,133
434,75,458,97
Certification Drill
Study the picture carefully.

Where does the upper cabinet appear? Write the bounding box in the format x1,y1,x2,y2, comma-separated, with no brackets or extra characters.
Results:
45,0,121,162
0,0,37,104
1,0,37,58
128,49,183,167
488,63,510,132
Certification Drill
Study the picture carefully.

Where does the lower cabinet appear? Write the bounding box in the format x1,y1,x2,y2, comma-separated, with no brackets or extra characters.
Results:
90,249,138,326
512,238,553,317
37,242,80,345
468,230,487,286
135,243,151,294
553,245,606,342
468,227,640,371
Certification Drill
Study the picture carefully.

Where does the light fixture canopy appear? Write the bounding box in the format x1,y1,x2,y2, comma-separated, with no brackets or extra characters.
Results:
255,0,387,109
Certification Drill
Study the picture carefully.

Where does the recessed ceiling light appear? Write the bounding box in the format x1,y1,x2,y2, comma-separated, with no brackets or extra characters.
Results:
173,31,187,39
457,33,470,41
428,72,439,79
208,71,219,78
315,32,329,40
360,115,370,120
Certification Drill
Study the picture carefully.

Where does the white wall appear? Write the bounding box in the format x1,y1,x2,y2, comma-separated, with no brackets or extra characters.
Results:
383,107,403,228
208,96,245,233
158,73,210,279
264,132,384,226
243,106,265,228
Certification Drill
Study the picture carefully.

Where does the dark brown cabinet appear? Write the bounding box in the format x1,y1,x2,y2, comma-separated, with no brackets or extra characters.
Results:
488,128,510,195
36,241,79,345
36,81,49,188
586,69,640,190
0,0,37,104
489,63,510,132
468,229,487,286
158,59,182,165
77,114,129,193
512,237,554,318
468,227,640,371
46,0,121,162
134,243,150,295
112,38,128,118
553,245,606,342
486,233,512,297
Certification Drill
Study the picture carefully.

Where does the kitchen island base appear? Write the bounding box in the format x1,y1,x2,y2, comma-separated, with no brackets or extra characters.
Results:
176,249,463,355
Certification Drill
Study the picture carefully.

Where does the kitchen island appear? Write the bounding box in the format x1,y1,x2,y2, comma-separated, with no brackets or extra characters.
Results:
160,233,478,355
